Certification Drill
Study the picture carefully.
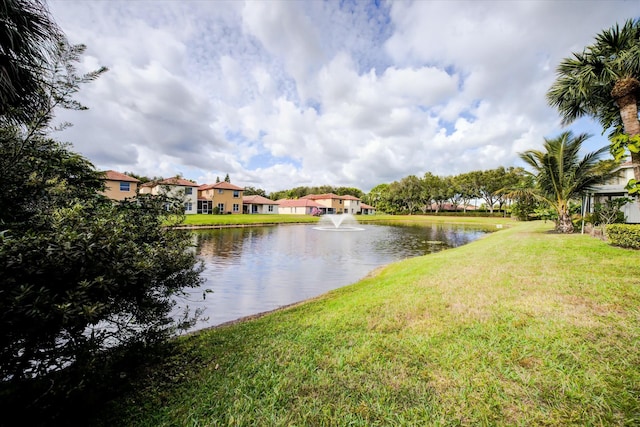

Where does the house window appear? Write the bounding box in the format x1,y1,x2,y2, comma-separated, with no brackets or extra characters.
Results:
185,187,193,195
233,190,240,198
185,202,192,211
217,203,225,212
218,189,224,194
233,203,239,212
268,205,274,212
120,182,130,192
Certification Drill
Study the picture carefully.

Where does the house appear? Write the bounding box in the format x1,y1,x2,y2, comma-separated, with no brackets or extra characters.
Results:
139,177,199,214
300,193,364,214
342,195,362,214
301,193,344,214
277,198,324,215
198,181,244,214
100,170,140,200
587,161,640,223
360,203,376,215
243,195,279,214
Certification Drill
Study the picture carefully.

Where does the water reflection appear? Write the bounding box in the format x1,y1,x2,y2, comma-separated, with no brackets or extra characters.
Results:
182,222,489,330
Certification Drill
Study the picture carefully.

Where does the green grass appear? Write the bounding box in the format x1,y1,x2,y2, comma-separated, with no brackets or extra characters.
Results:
93,219,640,426
178,213,513,227
179,214,319,226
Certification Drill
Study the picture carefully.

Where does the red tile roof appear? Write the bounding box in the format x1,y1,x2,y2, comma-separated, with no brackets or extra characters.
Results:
198,182,244,191
243,195,279,205
102,170,140,182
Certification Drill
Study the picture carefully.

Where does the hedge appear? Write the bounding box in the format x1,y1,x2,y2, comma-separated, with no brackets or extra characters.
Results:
605,224,640,249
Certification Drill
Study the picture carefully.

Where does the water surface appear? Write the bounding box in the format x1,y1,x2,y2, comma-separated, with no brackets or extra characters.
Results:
181,222,488,330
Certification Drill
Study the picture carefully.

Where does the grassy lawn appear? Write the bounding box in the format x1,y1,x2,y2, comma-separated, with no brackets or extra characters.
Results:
93,219,640,426
180,213,319,226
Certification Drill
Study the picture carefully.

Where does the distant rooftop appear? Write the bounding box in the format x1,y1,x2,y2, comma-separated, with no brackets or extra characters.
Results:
101,170,140,182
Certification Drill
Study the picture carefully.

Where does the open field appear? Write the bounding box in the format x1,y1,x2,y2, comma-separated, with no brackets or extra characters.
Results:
94,219,640,426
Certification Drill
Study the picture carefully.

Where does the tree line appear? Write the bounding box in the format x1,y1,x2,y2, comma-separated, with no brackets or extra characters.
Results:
361,167,531,215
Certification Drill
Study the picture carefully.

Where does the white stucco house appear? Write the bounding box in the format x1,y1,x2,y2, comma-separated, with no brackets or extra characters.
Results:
586,162,640,223
139,177,200,214
243,195,280,214
277,198,324,215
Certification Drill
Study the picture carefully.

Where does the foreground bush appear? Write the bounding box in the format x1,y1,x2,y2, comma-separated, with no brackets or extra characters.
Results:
606,223,640,249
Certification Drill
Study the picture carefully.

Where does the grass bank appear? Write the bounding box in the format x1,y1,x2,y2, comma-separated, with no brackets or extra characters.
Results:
94,220,640,426
179,213,513,227
180,214,319,227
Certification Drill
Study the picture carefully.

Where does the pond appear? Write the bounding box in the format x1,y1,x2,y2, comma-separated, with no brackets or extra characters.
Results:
180,221,490,331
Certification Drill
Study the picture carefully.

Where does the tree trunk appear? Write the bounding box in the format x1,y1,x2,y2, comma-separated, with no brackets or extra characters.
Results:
612,80,640,190
557,210,574,233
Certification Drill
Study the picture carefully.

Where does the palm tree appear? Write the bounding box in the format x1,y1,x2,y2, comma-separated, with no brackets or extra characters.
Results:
519,131,613,233
0,0,63,124
547,19,640,185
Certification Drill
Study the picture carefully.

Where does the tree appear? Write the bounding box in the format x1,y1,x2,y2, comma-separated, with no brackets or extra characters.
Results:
454,172,478,212
423,172,446,212
364,183,391,213
395,175,423,214
477,168,509,213
519,131,613,233
243,186,267,197
0,0,203,406
547,19,640,193
0,0,64,124
224,173,230,182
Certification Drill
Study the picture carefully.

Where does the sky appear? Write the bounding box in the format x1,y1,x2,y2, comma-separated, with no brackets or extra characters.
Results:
47,0,639,194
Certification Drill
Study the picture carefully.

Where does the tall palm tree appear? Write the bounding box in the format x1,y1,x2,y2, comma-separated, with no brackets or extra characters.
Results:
519,131,613,233
547,19,640,187
0,0,63,124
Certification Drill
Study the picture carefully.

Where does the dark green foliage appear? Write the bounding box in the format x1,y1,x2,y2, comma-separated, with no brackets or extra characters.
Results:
243,186,267,196
519,131,614,233
0,129,204,382
0,2,204,418
606,224,640,248
0,126,104,228
0,0,63,124
547,18,640,132
270,185,364,200
510,199,540,221
590,197,631,225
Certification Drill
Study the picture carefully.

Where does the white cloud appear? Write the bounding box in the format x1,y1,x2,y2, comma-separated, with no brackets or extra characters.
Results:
47,0,639,193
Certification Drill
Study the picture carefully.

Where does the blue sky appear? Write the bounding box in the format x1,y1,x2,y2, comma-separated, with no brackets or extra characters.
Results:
48,0,639,193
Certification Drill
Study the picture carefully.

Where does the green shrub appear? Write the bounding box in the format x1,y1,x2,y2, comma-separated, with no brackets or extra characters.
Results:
605,224,640,249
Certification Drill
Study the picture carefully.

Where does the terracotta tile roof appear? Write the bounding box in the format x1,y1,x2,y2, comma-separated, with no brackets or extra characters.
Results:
243,195,279,205
277,198,324,208
101,170,140,182
198,182,244,191
341,195,361,201
360,203,375,209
